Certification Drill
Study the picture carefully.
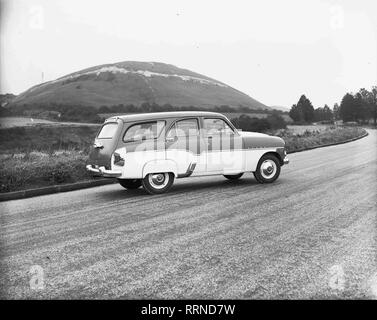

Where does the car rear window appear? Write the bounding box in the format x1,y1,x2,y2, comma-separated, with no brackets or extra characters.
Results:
97,122,118,139
123,121,165,142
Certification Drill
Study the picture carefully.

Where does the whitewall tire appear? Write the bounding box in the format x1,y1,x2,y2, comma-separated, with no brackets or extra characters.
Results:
142,172,175,194
253,154,281,183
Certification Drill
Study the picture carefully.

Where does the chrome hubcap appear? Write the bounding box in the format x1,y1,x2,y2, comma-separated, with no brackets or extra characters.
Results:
148,173,169,189
261,160,277,179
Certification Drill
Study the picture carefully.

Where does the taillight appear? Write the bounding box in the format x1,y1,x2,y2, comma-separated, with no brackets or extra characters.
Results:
113,152,125,166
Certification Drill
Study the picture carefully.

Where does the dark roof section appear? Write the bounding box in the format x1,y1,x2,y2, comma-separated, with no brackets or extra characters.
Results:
106,111,227,123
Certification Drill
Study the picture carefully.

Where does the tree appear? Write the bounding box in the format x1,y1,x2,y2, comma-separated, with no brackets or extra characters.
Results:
333,103,340,120
314,104,333,122
357,87,376,125
289,95,315,123
354,92,369,123
323,104,333,121
289,104,303,123
230,114,271,132
339,93,358,122
299,95,315,122
371,86,377,126
339,89,375,123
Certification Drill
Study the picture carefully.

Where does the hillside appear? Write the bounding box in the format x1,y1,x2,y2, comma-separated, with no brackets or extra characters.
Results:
0,93,16,107
10,61,268,111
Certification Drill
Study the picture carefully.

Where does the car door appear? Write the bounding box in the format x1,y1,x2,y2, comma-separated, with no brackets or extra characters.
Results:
165,118,206,176
203,117,244,173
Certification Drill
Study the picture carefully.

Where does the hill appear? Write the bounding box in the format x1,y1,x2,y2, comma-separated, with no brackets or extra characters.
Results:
0,93,16,107
10,61,268,111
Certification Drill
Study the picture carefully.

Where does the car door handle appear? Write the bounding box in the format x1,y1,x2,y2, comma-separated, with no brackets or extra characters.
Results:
165,137,176,143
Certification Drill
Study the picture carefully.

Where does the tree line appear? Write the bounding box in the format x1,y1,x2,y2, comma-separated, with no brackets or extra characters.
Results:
97,103,282,115
289,86,377,125
230,112,287,132
5,102,286,123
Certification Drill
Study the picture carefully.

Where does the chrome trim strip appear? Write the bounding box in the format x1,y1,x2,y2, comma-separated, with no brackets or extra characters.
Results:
177,162,197,178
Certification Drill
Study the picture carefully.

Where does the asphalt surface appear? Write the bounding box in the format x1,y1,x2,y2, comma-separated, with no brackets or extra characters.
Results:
1,130,376,299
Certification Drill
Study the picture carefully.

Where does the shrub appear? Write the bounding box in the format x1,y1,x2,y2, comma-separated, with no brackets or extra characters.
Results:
230,113,286,132
266,112,287,130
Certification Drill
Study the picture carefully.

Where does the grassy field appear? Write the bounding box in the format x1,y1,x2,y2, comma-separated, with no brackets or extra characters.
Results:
0,117,99,128
0,121,367,193
0,117,54,128
0,124,100,153
286,124,330,134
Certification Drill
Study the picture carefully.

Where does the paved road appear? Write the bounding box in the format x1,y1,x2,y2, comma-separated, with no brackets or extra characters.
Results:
1,130,376,299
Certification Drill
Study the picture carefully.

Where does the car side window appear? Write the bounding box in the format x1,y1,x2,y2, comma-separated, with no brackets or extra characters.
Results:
123,120,165,142
204,118,234,135
167,119,199,138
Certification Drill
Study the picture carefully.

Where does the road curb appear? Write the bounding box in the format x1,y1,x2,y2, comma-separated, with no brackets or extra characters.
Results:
286,131,368,154
0,179,116,202
0,130,369,202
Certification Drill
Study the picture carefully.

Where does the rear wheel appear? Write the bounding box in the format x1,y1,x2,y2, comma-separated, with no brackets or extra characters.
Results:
253,154,281,183
117,179,142,190
142,172,174,194
223,173,244,180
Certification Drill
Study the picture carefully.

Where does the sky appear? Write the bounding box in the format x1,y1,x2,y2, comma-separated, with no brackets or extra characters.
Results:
1,0,376,108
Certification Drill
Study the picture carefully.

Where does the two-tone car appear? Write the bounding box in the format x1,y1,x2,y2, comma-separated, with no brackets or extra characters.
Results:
86,111,289,194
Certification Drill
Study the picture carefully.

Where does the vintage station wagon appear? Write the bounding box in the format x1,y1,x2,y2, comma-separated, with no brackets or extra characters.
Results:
86,111,289,194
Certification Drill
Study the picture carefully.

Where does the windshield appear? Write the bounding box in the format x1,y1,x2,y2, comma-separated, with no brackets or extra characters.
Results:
97,122,118,139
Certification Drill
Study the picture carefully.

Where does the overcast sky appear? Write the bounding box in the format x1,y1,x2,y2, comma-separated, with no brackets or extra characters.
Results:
1,0,376,108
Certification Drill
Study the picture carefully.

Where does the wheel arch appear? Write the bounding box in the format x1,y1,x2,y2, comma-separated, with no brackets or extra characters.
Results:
142,159,178,178
261,151,284,166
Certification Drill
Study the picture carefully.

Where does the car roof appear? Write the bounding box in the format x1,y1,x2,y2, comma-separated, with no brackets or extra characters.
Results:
105,111,226,123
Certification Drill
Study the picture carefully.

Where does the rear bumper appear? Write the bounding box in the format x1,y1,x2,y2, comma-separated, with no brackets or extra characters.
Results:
86,165,122,178
283,156,289,165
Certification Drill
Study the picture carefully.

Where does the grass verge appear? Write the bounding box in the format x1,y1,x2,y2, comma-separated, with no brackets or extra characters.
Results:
277,126,366,153
0,151,93,193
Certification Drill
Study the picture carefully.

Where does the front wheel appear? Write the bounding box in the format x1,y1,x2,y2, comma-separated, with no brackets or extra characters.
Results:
253,154,281,183
117,179,142,189
142,172,175,194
